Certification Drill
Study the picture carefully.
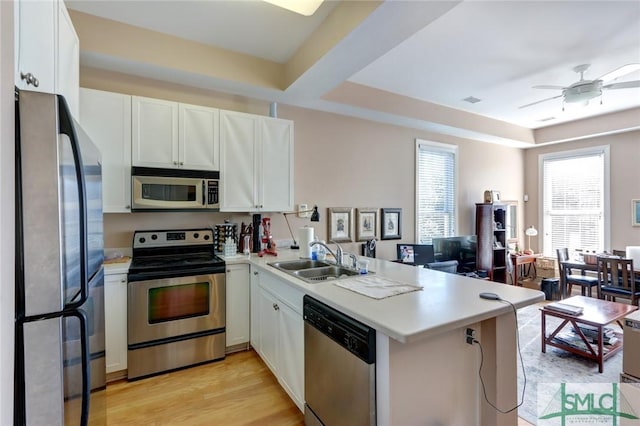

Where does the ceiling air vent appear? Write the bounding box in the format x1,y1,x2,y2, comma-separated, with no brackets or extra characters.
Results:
538,116,556,122
462,96,482,104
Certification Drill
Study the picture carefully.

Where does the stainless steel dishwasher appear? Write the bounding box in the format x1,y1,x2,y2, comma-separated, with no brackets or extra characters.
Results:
303,295,376,426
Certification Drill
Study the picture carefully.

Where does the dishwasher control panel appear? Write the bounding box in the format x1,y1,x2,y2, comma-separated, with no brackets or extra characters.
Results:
303,295,376,364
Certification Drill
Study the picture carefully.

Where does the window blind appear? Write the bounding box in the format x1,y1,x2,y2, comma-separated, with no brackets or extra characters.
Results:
416,141,456,244
542,150,605,255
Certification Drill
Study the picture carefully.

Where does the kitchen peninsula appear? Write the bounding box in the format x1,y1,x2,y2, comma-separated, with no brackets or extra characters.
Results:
228,250,544,426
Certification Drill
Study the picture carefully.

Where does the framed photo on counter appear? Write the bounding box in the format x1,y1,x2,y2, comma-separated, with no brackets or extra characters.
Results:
328,207,353,242
356,208,379,241
381,208,401,240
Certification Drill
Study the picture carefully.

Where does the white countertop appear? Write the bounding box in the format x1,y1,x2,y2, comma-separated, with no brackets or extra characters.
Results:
104,259,131,275
226,249,544,344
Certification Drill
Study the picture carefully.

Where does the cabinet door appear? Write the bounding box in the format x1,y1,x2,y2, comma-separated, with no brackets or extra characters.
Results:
80,88,132,213
259,118,294,212
56,1,79,119
132,96,179,168
104,274,128,374
179,103,220,171
258,286,279,375
14,0,56,93
225,264,250,348
278,301,304,411
220,110,258,211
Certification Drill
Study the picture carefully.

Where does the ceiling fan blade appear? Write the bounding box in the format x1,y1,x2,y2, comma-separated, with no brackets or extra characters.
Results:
532,85,565,90
597,63,640,83
518,94,563,109
602,80,640,90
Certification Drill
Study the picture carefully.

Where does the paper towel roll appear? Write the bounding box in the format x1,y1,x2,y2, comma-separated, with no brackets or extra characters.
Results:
299,227,314,258
626,246,640,266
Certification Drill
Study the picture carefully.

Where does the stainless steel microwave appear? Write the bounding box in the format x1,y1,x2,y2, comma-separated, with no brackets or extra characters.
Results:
131,167,219,211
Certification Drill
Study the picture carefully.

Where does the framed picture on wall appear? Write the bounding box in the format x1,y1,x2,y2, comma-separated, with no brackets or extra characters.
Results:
633,199,640,227
328,207,353,242
381,208,402,240
356,208,379,241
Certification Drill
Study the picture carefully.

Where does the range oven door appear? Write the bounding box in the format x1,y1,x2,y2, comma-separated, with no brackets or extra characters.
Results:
127,273,225,346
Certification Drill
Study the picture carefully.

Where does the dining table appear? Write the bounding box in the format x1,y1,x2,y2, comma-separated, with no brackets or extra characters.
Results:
559,259,640,299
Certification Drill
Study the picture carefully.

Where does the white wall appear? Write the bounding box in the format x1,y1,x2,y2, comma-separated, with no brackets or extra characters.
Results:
0,1,15,424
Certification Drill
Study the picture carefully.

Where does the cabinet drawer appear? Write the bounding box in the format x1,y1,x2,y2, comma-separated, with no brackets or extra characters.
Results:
258,268,304,314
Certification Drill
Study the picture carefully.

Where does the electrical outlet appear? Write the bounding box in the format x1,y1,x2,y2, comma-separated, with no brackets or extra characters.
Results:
298,203,309,218
465,328,476,345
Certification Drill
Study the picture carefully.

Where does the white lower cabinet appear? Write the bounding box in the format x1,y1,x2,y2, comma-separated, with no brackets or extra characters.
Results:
251,267,304,411
225,264,250,349
104,273,128,376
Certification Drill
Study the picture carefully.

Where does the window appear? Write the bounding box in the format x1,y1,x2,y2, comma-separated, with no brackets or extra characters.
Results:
415,140,457,244
540,146,610,256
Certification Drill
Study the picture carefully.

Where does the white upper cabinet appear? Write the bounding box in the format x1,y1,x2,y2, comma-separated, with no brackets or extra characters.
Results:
132,96,179,169
220,110,293,212
14,0,57,94
56,1,80,118
179,103,220,171
15,0,80,118
79,88,132,213
260,118,294,212
132,96,220,171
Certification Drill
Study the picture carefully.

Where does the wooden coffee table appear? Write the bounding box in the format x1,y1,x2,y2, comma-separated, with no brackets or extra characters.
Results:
541,296,638,373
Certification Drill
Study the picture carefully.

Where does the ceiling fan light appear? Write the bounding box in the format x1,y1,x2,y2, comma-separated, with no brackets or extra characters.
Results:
262,0,324,16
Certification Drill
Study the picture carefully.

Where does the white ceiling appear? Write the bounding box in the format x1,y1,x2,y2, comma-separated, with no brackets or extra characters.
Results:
67,0,640,133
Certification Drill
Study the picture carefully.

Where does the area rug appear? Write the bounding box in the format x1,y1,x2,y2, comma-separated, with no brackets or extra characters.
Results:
515,302,623,425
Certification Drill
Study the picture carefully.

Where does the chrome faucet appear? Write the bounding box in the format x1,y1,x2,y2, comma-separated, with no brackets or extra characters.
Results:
344,252,358,269
310,240,345,266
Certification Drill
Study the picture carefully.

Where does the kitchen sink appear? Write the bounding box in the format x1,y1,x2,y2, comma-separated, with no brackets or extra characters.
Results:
269,259,331,271
268,259,369,283
293,266,360,282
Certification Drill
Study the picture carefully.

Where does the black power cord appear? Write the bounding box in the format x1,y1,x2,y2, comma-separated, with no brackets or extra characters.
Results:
471,295,526,414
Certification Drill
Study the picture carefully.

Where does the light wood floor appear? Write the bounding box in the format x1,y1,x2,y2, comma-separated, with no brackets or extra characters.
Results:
106,349,535,425
106,350,303,425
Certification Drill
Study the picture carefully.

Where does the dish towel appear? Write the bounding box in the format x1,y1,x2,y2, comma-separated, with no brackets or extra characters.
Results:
334,276,423,300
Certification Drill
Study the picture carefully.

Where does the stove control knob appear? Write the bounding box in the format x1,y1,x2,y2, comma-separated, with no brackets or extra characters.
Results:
139,237,146,244
194,233,200,239
151,234,158,240
204,235,210,240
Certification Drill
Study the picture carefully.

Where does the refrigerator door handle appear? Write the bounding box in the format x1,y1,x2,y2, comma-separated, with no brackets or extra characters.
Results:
57,95,89,310
64,309,91,426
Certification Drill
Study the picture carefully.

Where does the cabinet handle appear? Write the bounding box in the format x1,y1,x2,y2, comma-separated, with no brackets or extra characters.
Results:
125,205,131,210
20,72,39,87
173,161,178,165
227,269,231,273
179,162,184,166
120,278,126,283
273,303,279,311
254,271,258,276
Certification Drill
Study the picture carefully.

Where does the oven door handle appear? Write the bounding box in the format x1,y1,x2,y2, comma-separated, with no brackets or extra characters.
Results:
202,180,205,206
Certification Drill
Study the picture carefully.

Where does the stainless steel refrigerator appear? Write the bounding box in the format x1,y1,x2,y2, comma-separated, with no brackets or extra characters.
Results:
14,90,106,426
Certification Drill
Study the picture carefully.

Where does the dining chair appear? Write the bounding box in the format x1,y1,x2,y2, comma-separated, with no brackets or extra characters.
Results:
425,260,459,274
596,256,640,306
556,248,599,297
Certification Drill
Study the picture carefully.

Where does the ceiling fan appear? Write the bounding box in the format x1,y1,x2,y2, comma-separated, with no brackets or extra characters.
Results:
519,63,640,109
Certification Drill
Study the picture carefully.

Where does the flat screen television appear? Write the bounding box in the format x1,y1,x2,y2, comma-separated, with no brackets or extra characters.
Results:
396,244,435,266
432,235,477,273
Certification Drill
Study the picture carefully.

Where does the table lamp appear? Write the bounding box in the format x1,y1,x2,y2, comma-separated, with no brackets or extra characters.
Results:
524,226,538,255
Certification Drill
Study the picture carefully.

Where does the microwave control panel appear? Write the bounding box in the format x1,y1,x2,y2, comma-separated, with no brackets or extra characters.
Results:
207,180,219,205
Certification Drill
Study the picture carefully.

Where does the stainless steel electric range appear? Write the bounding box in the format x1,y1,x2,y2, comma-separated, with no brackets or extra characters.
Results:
127,228,226,379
